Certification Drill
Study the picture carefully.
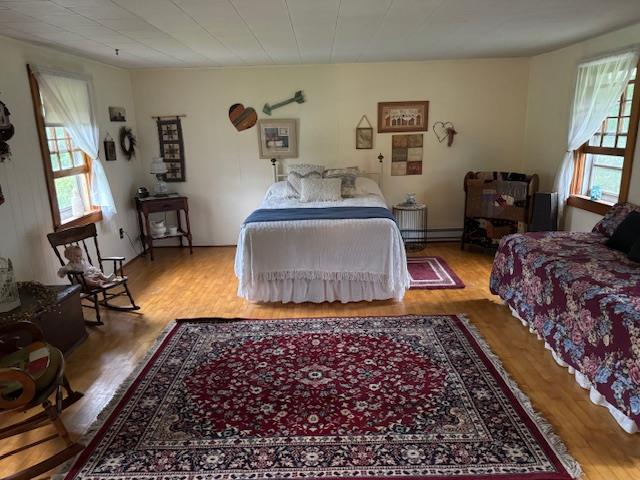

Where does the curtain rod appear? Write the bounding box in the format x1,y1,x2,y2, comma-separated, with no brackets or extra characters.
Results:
151,114,187,119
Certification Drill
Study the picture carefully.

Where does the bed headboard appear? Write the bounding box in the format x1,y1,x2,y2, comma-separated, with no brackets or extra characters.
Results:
270,154,385,188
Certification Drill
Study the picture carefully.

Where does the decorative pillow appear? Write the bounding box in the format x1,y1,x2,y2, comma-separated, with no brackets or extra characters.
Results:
606,211,640,253
286,164,325,176
300,177,342,203
592,202,640,237
323,166,360,177
339,174,358,198
323,167,360,198
286,171,322,197
628,238,640,262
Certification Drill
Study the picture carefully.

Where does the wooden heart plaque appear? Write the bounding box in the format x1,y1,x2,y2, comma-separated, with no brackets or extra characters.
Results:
229,103,257,131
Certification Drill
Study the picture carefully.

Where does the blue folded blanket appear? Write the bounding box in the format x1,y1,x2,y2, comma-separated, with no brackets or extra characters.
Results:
244,207,396,224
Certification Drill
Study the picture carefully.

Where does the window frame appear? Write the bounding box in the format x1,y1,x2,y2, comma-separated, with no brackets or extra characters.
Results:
27,64,102,230
568,60,640,216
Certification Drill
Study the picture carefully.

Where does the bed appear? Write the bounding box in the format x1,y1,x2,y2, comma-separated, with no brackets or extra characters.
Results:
489,202,640,433
235,169,409,304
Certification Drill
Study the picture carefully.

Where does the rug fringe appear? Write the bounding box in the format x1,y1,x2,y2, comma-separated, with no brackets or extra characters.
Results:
456,314,583,479
53,320,180,480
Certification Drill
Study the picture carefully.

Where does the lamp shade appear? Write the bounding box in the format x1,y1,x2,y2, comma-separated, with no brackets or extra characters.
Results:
150,157,167,174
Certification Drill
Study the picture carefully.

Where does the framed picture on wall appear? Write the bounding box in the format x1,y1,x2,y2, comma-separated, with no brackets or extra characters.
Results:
108,106,126,122
258,119,298,159
378,101,429,133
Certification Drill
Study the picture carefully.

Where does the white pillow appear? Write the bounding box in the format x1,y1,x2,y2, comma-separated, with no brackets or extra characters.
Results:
286,164,325,176
355,176,383,197
286,171,322,197
300,177,342,202
265,181,287,200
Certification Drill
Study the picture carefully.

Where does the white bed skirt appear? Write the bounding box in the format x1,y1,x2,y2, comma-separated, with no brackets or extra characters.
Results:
240,277,404,304
509,306,638,434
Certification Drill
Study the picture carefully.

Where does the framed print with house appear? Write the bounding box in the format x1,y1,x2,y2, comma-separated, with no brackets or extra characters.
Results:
378,101,429,133
258,119,298,159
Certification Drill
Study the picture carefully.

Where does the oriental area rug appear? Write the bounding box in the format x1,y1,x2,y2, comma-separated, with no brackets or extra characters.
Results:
61,316,581,480
407,256,465,289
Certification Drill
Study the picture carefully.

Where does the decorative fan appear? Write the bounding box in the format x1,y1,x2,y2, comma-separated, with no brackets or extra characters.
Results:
119,126,136,160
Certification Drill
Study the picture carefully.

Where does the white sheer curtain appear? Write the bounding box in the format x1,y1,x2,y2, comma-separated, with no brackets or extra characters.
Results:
554,49,639,226
33,67,117,219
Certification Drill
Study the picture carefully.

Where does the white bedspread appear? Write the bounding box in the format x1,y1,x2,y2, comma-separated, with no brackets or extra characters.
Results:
235,181,409,303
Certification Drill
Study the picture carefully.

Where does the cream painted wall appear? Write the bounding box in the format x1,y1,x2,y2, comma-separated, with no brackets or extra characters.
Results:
0,35,143,282
131,59,530,246
523,22,640,232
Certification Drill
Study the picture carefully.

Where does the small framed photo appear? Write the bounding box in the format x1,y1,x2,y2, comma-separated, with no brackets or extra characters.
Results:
356,127,373,149
258,119,298,159
109,106,126,122
378,101,429,133
104,136,117,161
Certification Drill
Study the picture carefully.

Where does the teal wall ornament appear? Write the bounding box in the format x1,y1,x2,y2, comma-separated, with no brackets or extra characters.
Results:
263,90,305,115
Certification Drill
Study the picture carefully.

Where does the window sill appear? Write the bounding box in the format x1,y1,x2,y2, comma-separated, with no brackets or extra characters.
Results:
566,195,613,216
55,209,103,231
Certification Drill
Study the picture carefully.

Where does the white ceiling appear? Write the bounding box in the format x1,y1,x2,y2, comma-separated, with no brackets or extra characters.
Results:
1,0,639,69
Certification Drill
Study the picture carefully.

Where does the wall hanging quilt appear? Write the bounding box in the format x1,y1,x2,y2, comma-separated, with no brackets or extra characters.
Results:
391,133,423,175
156,117,185,182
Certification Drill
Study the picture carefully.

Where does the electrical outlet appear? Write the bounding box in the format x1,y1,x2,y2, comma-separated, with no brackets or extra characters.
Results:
119,228,124,239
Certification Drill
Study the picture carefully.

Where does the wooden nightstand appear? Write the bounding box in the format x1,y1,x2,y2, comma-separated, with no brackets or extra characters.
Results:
135,195,193,261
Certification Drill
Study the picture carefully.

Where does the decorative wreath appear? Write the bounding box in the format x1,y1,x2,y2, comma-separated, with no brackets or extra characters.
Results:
119,126,136,160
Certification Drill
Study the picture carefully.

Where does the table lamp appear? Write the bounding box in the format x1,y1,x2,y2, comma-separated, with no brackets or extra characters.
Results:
150,157,168,196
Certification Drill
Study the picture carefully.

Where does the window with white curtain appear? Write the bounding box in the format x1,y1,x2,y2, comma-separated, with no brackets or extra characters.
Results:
27,64,117,230
567,60,640,214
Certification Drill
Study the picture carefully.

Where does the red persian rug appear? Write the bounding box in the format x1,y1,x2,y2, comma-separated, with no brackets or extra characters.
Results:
62,316,580,480
408,256,465,289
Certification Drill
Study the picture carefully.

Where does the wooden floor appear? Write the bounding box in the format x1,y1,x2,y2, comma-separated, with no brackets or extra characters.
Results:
2,244,638,479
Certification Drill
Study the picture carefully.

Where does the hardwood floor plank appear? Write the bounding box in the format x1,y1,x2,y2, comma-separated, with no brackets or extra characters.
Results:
1,244,638,479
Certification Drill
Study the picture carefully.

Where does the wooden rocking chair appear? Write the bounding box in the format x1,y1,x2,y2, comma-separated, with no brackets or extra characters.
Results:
47,223,140,326
0,321,84,480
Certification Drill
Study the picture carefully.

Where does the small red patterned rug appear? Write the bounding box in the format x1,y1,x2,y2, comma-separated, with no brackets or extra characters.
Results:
62,316,580,480
408,256,465,289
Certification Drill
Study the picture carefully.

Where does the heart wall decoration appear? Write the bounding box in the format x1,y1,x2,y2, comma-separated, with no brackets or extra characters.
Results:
229,103,258,131
433,121,457,147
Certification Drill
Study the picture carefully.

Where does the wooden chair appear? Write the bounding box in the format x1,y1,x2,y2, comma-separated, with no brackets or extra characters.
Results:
47,223,140,325
0,321,84,480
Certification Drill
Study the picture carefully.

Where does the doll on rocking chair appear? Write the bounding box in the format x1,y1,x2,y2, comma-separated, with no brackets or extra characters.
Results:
57,245,117,287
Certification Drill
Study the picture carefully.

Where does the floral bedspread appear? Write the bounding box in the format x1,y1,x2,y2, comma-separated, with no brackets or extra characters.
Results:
490,231,640,427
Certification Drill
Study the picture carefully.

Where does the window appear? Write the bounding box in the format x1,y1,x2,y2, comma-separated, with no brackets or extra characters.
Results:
569,63,640,215
45,126,94,223
27,65,102,230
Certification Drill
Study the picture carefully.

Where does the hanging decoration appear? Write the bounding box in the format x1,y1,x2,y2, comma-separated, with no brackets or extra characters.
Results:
103,133,117,161
229,103,258,132
433,121,458,147
0,99,15,162
391,134,423,176
155,115,186,182
262,90,305,116
119,126,137,160
355,115,373,149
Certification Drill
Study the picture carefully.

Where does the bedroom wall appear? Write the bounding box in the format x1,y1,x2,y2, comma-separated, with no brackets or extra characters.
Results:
130,59,530,246
522,22,640,232
0,35,142,283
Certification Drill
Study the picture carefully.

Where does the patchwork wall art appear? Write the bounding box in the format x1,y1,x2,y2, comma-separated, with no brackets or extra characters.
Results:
156,116,186,182
391,133,423,176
